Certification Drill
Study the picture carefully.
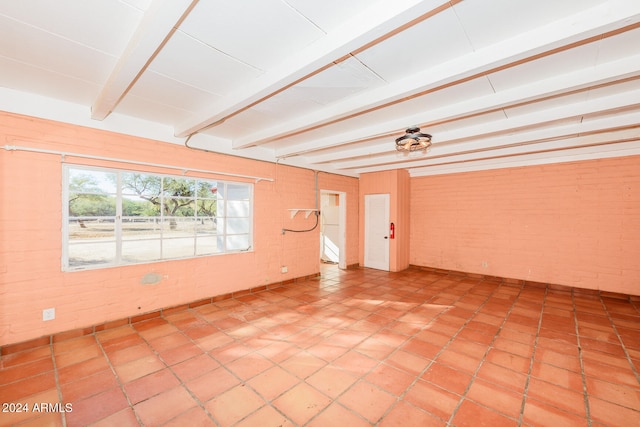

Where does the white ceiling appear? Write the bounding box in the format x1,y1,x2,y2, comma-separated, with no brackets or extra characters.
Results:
1,0,639,177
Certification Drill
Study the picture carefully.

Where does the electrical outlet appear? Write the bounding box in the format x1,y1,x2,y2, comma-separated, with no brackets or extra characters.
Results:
281,266,288,274
43,308,55,321
481,261,489,268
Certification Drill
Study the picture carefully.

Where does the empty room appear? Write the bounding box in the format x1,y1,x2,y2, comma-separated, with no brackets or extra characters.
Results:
1,0,639,426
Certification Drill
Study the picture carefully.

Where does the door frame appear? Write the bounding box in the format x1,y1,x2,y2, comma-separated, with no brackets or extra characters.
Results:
320,190,347,269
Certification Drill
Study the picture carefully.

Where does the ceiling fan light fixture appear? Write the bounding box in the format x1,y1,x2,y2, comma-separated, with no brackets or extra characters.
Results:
395,127,432,153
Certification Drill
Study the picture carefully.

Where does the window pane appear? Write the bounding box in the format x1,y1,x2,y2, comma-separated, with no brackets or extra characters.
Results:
226,200,249,217
196,236,219,255
226,183,250,200
68,217,115,241
122,217,161,240
161,217,196,236
122,173,161,198
69,242,116,267
69,195,116,217
163,237,195,259
163,177,194,197
123,195,159,217
122,240,161,263
69,169,116,195
164,199,194,217
196,199,217,218
195,217,217,235
197,180,218,200
227,218,250,234
226,234,250,250
64,166,253,271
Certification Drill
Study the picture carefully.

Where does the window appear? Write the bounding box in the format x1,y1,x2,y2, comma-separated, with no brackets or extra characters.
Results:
63,165,253,270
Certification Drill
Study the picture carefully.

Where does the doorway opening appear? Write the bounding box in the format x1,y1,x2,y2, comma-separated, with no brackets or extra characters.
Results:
320,190,346,269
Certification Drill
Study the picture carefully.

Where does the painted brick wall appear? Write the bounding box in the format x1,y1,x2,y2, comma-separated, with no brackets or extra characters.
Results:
0,112,358,345
396,169,411,271
410,156,640,295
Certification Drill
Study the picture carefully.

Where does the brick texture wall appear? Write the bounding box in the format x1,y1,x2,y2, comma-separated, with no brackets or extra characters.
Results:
0,112,358,345
410,156,640,295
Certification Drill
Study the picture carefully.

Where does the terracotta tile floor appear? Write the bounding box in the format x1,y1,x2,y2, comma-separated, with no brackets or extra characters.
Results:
2,266,639,426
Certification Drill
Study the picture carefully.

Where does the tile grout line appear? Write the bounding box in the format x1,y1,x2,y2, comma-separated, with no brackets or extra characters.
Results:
275,272,454,426
10,269,637,426
50,339,68,427
239,283,379,427
99,319,225,426
598,296,640,385
94,333,146,426
372,275,493,424
169,294,330,425
13,270,639,426
0,275,319,358
445,280,528,427
630,298,640,318
120,276,406,425
571,292,592,427
516,286,547,427
320,274,473,425
188,305,300,427
202,286,353,423
131,318,228,427
232,276,403,427
1,269,633,358
290,275,421,427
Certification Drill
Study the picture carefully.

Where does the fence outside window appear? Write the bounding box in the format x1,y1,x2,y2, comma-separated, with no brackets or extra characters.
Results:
63,165,253,271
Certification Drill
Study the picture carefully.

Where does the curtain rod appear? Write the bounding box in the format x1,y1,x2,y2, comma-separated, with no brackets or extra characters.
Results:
2,144,274,183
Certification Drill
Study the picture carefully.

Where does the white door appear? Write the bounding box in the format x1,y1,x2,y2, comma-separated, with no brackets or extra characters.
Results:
364,193,390,271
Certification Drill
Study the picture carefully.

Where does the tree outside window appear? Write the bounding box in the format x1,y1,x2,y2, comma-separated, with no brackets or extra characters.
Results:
64,166,252,270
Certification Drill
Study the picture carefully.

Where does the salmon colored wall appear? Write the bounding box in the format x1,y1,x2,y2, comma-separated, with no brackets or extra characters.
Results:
359,170,410,272
0,112,359,345
396,169,411,271
410,156,640,295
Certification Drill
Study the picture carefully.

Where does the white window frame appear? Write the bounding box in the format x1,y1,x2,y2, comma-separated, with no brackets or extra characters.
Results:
62,164,253,271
